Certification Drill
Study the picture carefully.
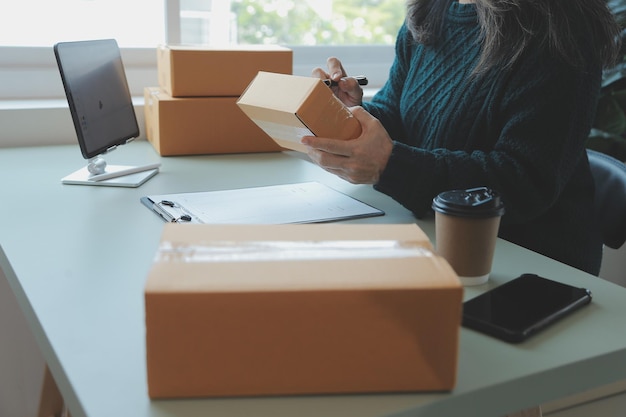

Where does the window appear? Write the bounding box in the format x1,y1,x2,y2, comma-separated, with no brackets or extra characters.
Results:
0,1,165,47
0,0,404,48
171,0,403,88
1,0,402,145
0,0,165,100
175,0,404,46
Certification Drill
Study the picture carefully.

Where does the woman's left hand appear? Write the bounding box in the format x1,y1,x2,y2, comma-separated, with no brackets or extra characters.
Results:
300,106,393,184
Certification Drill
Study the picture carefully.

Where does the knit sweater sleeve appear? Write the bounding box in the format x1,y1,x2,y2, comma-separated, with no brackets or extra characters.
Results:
371,34,601,223
362,24,411,141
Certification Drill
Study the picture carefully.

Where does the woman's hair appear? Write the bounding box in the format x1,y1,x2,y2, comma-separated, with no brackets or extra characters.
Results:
406,0,622,75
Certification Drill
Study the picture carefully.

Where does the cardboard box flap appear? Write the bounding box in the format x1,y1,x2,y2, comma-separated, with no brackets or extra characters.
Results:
237,71,318,111
146,224,459,293
159,222,432,246
148,248,459,293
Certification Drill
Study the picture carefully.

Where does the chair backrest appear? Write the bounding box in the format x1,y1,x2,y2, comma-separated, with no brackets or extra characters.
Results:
587,149,626,249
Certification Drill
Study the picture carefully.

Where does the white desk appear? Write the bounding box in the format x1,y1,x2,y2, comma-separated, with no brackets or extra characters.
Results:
1,141,626,417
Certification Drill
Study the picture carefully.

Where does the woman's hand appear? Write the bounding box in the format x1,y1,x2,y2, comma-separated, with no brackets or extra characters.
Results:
311,57,363,107
301,107,393,184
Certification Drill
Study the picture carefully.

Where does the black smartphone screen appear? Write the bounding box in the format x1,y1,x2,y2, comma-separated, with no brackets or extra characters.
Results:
462,274,592,343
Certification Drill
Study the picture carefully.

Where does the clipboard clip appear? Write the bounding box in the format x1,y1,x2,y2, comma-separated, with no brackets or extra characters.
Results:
155,200,193,223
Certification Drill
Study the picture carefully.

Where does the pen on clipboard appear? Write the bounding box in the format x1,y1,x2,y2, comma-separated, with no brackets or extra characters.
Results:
323,75,368,87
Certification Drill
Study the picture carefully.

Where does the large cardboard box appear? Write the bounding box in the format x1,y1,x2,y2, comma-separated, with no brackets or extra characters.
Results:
145,223,463,398
157,45,292,97
144,87,281,156
237,71,362,152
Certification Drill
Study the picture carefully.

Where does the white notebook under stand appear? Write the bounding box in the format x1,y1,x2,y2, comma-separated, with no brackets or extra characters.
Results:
62,162,160,188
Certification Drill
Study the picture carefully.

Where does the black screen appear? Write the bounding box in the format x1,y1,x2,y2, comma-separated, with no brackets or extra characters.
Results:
54,39,139,159
462,274,592,342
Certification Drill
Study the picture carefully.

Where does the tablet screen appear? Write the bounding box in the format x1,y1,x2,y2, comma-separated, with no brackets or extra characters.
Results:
54,39,139,159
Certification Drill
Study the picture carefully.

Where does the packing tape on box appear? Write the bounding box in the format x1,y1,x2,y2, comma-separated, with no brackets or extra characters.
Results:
156,240,434,263
325,95,356,126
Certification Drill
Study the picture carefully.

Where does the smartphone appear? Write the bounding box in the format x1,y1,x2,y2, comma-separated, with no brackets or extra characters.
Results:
462,273,592,343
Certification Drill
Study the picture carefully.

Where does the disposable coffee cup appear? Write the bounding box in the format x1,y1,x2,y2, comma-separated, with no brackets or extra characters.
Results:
432,187,505,286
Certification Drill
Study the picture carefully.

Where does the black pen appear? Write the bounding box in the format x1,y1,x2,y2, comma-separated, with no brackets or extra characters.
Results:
323,75,368,87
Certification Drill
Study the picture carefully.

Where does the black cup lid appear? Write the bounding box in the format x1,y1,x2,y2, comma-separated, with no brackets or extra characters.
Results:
432,187,505,218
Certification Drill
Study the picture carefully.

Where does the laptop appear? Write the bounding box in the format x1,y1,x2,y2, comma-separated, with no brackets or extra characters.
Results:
54,39,159,187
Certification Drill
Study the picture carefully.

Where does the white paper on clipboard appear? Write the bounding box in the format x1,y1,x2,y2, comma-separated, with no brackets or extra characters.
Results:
140,182,384,224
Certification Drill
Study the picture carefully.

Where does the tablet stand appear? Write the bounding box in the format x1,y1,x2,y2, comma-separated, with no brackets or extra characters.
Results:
61,156,160,188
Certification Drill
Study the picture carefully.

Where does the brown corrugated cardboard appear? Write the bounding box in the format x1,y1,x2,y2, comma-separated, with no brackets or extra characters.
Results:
157,45,292,97
237,71,362,152
143,87,281,156
145,223,463,398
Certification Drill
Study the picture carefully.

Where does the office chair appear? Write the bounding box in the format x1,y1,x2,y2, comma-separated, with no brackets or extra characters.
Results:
587,149,626,249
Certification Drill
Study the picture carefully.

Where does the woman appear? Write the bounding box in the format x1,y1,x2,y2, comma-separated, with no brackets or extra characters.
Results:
303,0,622,275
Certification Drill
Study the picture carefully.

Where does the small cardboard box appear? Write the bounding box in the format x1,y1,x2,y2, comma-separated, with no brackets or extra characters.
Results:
157,45,293,97
144,87,281,156
145,223,463,398
237,71,362,152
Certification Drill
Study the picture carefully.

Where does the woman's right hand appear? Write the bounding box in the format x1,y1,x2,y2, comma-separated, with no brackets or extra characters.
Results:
311,57,363,107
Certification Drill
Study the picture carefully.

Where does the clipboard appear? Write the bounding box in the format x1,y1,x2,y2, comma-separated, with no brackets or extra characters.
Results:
140,182,384,224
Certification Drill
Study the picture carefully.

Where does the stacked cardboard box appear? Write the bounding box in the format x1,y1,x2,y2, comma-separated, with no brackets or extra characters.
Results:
144,45,292,156
145,223,463,398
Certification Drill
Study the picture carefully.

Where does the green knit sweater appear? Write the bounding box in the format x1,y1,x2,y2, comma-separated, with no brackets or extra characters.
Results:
366,2,603,274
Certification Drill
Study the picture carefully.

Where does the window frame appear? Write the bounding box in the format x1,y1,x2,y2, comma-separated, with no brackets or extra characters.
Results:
0,44,393,100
